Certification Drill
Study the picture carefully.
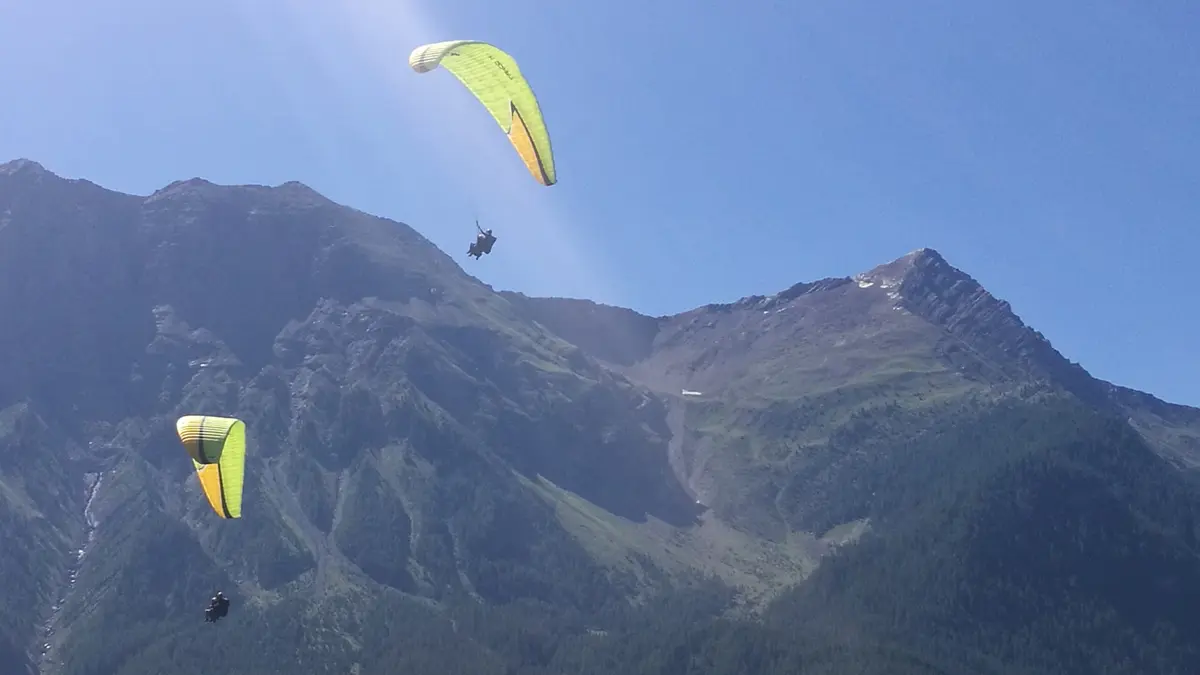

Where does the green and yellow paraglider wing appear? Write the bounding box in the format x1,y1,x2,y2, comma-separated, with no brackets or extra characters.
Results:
409,40,557,186
175,415,246,519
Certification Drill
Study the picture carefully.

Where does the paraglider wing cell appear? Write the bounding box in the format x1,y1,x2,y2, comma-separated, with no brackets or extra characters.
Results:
409,40,557,186
176,416,247,519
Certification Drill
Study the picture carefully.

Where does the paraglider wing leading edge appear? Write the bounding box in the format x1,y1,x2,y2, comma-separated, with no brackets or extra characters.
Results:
408,40,557,186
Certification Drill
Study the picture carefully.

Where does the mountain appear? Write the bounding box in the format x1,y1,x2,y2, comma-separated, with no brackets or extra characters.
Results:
1,158,1199,674
507,248,1200,534
0,159,701,675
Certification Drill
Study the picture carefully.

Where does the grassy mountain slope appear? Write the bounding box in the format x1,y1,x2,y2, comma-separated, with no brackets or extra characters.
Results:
533,395,1200,675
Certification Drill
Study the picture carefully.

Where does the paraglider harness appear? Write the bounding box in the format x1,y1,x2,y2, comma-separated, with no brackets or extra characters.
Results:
205,593,230,623
467,221,496,259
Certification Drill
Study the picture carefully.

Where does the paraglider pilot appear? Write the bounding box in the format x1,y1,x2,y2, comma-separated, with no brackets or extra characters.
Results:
205,590,230,623
467,221,496,259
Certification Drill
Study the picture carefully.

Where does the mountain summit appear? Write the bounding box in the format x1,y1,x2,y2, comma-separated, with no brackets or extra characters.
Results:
1,162,1198,675
856,247,1103,402
0,158,48,175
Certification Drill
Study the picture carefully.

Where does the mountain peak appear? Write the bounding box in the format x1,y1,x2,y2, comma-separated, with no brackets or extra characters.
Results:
271,179,334,207
855,247,1111,405
275,179,317,193
855,247,952,290
146,177,334,211
855,247,1013,321
147,177,215,200
0,158,49,177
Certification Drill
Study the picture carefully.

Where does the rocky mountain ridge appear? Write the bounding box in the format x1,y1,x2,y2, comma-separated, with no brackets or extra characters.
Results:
508,246,1199,465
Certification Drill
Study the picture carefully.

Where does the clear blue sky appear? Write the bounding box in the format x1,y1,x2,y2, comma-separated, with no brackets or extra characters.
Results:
1,1,1197,406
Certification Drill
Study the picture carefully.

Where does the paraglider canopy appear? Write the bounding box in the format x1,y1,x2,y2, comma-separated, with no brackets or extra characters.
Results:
409,40,557,187
176,415,247,519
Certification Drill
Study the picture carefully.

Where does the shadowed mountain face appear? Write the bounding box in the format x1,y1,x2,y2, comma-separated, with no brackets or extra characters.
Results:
2,159,1200,675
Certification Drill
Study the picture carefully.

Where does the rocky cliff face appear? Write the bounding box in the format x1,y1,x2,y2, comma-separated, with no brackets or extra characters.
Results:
0,160,698,674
